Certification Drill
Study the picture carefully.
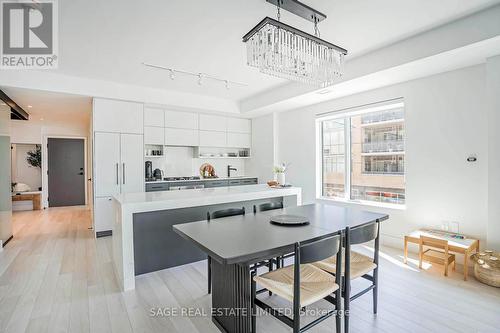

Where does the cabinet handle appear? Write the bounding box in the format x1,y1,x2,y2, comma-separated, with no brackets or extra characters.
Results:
116,163,119,185
122,163,126,184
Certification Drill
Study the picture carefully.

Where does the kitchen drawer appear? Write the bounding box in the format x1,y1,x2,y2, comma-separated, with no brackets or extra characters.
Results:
228,178,258,186
228,179,242,186
204,180,229,188
241,178,258,185
145,182,169,192
94,197,115,233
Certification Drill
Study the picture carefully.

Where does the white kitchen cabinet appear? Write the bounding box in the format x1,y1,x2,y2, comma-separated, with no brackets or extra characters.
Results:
226,132,251,148
165,110,198,129
199,130,226,147
199,114,227,132
93,98,143,134
94,132,121,197
165,128,199,146
120,134,144,194
93,132,143,234
227,118,251,133
144,107,164,127
144,126,164,145
94,197,114,232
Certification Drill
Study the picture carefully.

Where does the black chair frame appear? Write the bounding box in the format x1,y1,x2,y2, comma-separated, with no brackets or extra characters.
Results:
343,221,380,333
251,233,343,333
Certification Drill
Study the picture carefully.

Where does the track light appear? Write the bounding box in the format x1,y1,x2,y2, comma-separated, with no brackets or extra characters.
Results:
198,74,203,86
169,69,175,80
225,80,229,90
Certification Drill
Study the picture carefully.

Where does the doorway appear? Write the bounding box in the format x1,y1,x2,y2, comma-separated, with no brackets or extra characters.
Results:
47,138,86,207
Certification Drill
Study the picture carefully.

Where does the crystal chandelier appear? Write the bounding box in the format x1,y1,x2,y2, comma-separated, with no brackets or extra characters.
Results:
242,0,347,88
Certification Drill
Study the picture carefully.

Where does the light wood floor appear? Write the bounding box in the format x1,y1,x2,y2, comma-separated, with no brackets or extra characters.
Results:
1,207,500,333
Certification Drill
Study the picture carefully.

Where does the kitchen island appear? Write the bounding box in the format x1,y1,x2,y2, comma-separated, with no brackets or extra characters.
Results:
112,184,302,291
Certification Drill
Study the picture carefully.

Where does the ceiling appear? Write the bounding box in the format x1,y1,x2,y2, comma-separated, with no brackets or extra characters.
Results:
1,87,92,124
54,0,500,102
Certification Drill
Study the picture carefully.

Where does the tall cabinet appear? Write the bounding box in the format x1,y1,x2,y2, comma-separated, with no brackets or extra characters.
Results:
93,98,144,236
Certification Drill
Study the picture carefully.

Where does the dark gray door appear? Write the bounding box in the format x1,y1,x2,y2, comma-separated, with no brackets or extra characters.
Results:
48,138,85,207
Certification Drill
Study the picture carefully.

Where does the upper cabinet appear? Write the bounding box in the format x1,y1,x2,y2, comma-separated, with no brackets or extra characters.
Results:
165,110,198,129
144,126,165,145
227,118,251,134
144,107,165,127
93,98,143,134
199,114,227,132
226,132,251,148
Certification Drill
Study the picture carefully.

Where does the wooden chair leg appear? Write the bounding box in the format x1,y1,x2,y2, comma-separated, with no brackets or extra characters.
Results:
444,261,448,276
207,256,211,294
453,259,456,271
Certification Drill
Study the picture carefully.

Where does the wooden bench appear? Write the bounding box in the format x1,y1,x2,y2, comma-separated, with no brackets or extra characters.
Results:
404,229,479,280
12,191,42,210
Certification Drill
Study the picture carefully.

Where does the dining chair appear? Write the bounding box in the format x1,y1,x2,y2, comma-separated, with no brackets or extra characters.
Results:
419,235,455,276
206,207,246,294
312,222,380,333
253,201,289,268
251,233,343,333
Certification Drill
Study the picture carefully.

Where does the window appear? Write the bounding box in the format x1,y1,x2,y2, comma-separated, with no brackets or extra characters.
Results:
317,101,405,206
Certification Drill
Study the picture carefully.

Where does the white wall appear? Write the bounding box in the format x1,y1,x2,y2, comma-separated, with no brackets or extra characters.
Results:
257,65,490,250
245,113,277,183
487,55,500,249
10,117,91,208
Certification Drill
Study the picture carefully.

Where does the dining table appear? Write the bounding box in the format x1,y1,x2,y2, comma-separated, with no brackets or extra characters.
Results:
173,203,389,333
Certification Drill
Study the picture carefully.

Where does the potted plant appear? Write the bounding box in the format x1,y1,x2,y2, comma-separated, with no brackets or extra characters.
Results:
26,145,42,190
273,162,290,185
26,145,41,168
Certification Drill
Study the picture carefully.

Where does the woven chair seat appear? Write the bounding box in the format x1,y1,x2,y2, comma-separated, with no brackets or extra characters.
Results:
312,250,377,279
253,264,339,307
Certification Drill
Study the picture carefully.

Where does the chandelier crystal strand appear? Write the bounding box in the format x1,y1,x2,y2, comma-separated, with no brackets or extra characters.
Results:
244,18,346,87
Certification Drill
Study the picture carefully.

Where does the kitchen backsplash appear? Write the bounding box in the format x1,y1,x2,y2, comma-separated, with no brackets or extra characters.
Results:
148,146,245,177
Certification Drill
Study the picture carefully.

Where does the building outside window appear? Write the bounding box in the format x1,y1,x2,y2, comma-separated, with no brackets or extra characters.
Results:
317,100,405,206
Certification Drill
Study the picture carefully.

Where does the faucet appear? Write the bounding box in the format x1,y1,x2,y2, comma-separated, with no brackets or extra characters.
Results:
227,165,237,177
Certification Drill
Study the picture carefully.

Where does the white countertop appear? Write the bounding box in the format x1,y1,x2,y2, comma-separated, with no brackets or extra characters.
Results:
111,184,302,292
114,184,301,214
145,176,258,184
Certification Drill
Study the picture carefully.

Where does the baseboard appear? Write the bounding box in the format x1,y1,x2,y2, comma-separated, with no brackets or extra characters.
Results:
2,235,13,247
96,230,112,238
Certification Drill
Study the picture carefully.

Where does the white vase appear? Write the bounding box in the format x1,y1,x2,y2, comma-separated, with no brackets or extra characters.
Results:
276,173,285,185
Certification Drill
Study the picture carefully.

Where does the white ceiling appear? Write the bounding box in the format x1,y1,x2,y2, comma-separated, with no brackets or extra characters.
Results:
1,87,91,124
55,0,500,102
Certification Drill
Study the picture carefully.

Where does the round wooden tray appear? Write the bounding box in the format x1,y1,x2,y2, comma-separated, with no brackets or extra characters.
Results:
471,251,500,287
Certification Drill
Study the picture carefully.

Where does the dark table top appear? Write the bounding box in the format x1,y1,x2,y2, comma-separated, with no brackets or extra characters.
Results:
173,203,389,265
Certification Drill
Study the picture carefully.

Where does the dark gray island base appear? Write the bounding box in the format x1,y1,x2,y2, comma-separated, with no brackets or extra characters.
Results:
174,204,389,333
133,197,285,275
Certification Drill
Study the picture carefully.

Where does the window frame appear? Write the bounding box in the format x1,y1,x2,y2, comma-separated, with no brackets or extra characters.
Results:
315,100,406,209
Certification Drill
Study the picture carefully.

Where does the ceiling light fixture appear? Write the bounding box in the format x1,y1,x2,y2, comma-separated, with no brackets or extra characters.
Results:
27,105,33,108
142,62,247,89
242,0,347,88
